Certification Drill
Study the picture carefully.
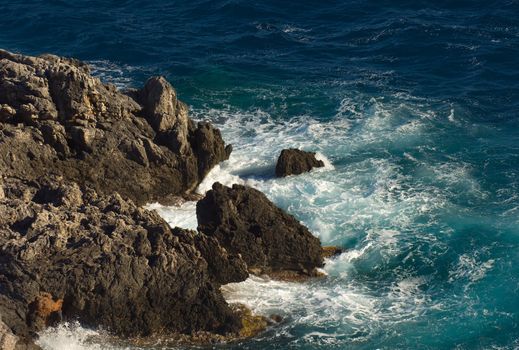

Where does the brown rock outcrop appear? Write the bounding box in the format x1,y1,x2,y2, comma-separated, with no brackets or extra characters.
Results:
0,49,231,205
275,148,324,177
0,319,19,350
0,178,248,347
0,49,330,349
196,183,324,276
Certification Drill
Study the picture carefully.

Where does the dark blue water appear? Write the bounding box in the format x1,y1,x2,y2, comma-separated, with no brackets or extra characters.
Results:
2,1,519,349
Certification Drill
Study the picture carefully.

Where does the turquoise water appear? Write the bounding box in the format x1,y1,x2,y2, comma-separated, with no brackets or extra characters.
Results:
2,1,519,349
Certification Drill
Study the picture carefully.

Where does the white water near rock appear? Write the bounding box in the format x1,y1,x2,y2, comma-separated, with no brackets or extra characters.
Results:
145,201,198,231
37,85,493,350
37,323,118,350
185,97,494,345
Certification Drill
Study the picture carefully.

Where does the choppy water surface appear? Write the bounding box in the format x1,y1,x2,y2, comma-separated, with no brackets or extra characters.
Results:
2,0,519,349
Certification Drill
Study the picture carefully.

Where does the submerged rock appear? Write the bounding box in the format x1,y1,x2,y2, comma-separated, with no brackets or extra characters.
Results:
0,178,248,347
321,246,343,259
0,49,230,205
275,148,324,177
232,304,269,338
196,183,324,276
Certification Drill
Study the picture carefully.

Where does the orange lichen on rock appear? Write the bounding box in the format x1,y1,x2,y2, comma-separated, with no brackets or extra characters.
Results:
28,292,63,329
33,292,63,318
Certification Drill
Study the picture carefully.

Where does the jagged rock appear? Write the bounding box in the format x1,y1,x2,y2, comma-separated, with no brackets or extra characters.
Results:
119,139,149,167
0,49,328,347
172,227,249,285
196,183,323,275
40,122,69,156
0,50,135,123
138,76,180,133
0,104,16,122
32,179,83,207
0,49,231,205
0,318,40,350
69,126,97,152
194,122,233,180
0,178,248,346
275,148,324,177
142,137,165,163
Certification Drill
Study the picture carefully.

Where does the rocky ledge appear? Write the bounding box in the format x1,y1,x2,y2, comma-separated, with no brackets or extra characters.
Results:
0,49,230,205
0,178,248,348
0,50,332,349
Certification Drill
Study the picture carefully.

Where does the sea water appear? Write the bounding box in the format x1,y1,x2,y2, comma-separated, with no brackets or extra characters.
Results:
2,0,519,348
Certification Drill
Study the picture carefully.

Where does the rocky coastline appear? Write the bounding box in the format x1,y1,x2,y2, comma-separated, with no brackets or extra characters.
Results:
0,50,336,349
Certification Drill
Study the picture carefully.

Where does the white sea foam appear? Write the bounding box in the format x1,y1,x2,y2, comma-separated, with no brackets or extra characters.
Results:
386,277,430,318
314,152,335,171
134,92,485,349
221,271,436,344
36,323,118,350
221,275,382,327
145,201,198,230
184,97,478,344
447,108,458,124
323,245,374,277
282,25,311,34
168,95,480,247
448,254,495,284
196,162,246,194
87,60,138,90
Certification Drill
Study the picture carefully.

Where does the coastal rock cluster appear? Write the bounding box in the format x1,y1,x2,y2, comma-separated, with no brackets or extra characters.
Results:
0,178,244,344
0,49,230,205
0,50,329,349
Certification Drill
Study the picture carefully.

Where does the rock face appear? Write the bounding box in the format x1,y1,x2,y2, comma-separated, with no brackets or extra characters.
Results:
0,178,248,347
196,183,324,275
0,49,230,205
275,149,324,177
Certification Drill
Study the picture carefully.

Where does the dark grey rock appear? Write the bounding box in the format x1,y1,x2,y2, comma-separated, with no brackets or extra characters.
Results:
0,178,248,346
0,49,231,205
197,183,324,275
275,148,324,177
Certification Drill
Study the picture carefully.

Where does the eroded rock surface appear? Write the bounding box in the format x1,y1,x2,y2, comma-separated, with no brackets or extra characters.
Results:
0,178,248,347
196,183,324,275
275,148,324,177
0,49,230,205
